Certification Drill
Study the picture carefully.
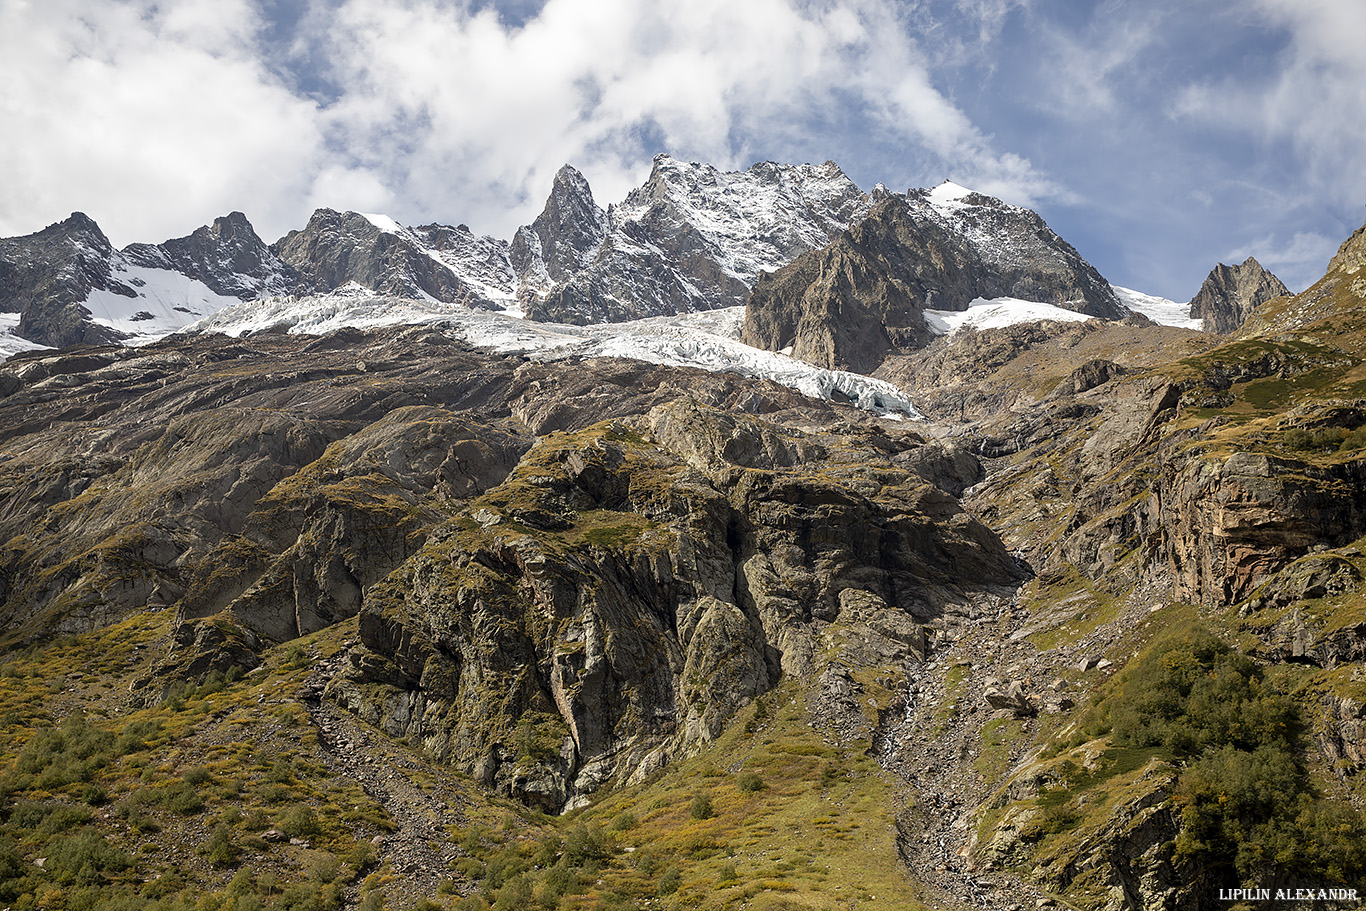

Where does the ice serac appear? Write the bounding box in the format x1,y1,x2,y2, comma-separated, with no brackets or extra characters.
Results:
1187,256,1289,335
273,209,516,309
742,182,1126,373
526,155,873,324
0,213,133,348
123,211,295,300
510,164,608,303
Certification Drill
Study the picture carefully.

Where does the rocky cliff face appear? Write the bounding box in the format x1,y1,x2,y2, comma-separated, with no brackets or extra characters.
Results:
509,164,608,303
742,183,1126,373
1187,256,1289,335
271,209,516,309
525,156,875,324
331,398,1024,808
0,213,136,347
123,211,295,300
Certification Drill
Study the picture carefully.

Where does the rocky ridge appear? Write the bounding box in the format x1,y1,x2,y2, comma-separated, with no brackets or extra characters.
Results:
273,210,517,310
123,211,296,301
5,158,1147,359
526,156,877,324
742,183,1127,373
1187,256,1289,335
0,211,291,349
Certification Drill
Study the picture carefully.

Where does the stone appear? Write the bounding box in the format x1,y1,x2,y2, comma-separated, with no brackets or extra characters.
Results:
984,682,1036,717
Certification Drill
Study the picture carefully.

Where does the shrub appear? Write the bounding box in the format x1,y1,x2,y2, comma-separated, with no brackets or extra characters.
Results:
532,832,562,866
736,771,765,793
163,782,203,815
182,766,212,787
609,810,637,832
1075,624,1366,888
492,874,533,911
279,805,320,839
45,829,132,885
657,868,682,896
200,822,241,868
453,857,485,879
540,859,574,899
563,822,611,866
690,792,714,820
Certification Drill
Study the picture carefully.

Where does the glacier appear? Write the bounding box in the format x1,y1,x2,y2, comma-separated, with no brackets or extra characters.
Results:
185,294,923,419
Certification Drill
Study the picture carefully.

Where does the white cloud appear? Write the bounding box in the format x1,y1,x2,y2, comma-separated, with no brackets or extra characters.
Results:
0,0,1057,247
1032,8,1161,118
1173,0,1366,209
1227,230,1340,292
0,0,325,245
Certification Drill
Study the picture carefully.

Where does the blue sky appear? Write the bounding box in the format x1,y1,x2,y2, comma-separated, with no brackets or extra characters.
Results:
2,0,1363,301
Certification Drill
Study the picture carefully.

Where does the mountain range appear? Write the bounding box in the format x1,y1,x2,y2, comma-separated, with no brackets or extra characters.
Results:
3,155,1361,911
0,155,1288,370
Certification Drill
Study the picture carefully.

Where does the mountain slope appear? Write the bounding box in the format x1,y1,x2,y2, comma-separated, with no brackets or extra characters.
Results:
272,209,517,310
0,212,290,348
742,183,1126,373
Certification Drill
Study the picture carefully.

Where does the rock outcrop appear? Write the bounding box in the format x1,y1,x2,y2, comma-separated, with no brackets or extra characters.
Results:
742,185,1125,373
329,398,1027,809
1187,256,1289,335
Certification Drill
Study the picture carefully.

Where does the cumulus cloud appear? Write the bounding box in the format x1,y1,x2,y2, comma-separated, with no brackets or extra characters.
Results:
307,0,1059,234
0,0,1055,245
0,0,325,245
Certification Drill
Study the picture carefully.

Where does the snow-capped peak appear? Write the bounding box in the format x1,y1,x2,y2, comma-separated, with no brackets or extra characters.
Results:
926,180,977,211
361,213,405,235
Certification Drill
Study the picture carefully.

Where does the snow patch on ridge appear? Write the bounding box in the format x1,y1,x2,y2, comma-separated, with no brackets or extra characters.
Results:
924,297,1095,335
1112,285,1202,330
0,315,50,359
925,180,975,211
85,261,241,344
361,213,404,235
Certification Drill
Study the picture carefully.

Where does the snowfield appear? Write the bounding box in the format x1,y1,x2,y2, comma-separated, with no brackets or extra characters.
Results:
924,297,1095,334
0,315,50,359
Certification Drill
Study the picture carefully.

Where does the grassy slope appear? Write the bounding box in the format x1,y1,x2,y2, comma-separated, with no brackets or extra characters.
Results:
0,614,926,911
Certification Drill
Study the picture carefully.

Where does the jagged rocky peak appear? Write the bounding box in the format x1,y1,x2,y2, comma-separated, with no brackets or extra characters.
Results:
742,183,1125,374
123,211,294,300
1187,256,1290,335
272,208,516,310
905,180,1124,319
525,155,874,325
619,154,872,266
0,212,132,348
510,164,607,298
